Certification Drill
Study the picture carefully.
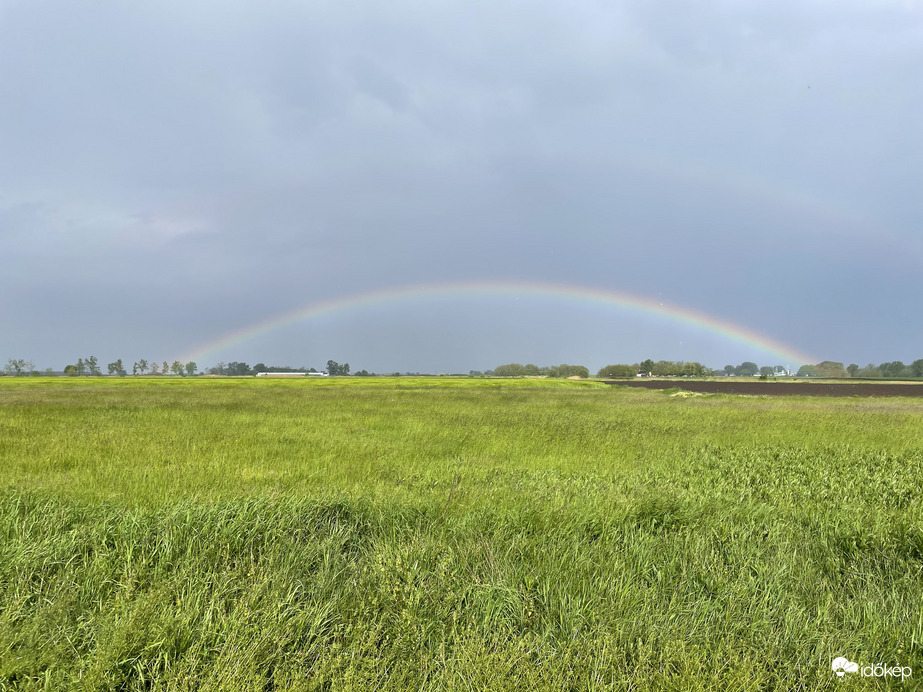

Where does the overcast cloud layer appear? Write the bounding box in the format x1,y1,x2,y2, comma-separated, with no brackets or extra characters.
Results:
2,0,921,373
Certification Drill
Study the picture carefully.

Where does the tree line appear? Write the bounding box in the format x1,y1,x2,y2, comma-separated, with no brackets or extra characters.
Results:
5,355,923,379
491,363,590,378
60,358,199,377
2,357,359,377
599,359,923,379
597,360,714,378
0,357,199,377
798,360,923,378
208,360,352,376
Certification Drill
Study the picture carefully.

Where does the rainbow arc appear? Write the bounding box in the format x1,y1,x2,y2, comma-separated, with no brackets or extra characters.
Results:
180,280,815,367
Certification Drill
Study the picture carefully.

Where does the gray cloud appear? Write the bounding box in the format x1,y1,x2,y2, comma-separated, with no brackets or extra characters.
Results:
2,0,921,372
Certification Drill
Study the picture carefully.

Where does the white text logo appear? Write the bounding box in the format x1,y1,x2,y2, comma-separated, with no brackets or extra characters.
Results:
832,656,911,680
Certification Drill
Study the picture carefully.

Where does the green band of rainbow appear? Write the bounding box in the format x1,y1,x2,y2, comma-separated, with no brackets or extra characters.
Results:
180,280,815,367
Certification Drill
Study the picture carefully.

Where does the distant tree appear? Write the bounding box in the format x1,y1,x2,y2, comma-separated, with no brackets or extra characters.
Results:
341,363,350,376
139,359,148,375
683,362,711,377
545,364,589,378
597,364,636,378
847,363,859,378
813,361,846,378
737,361,759,377
354,369,372,377
161,361,169,376
86,356,100,376
651,361,669,376
723,365,735,376
107,359,125,376
912,359,923,378
76,358,86,376
185,362,197,376
796,364,818,377
328,362,348,376
523,364,540,376
150,361,160,375
759,366,774,377
640,359,655,375
494,363,525,377
64,364,77,376
226,362,252,376
170,361,184,376
132,362,139,375
253,363,268,374
652,360,684,376
4,359,26,376
879,361,907,378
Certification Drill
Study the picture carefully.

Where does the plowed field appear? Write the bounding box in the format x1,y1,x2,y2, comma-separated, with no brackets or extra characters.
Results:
603,379,923,397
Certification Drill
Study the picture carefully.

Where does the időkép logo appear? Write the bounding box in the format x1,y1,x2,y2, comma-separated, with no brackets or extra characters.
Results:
832,656,911,680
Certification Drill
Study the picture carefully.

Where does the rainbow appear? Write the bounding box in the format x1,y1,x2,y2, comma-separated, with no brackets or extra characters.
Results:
180,280,815,367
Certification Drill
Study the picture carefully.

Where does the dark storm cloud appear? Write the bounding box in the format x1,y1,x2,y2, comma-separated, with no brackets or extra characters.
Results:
2,0,921,371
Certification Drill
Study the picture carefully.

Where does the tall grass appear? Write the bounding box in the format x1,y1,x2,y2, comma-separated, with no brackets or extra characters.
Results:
1,378,921,689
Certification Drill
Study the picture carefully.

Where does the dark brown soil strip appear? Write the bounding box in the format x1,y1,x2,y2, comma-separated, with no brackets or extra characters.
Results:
601,380,923,397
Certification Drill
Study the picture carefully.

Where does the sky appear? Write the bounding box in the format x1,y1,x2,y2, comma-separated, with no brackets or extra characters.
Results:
2,0,921,374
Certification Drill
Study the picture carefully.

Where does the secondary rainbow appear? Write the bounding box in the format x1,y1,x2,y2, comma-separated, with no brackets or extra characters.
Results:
180,280,815,366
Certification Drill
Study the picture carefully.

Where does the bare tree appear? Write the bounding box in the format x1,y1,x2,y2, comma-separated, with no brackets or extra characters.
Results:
4,359,26,376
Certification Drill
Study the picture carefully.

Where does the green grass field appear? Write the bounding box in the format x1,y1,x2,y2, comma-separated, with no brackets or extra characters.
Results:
1,377,921,690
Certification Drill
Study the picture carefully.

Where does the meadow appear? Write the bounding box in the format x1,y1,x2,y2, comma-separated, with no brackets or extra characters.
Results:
1,377,921,690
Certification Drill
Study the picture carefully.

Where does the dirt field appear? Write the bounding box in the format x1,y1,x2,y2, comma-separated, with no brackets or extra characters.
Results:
603,379,923,397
